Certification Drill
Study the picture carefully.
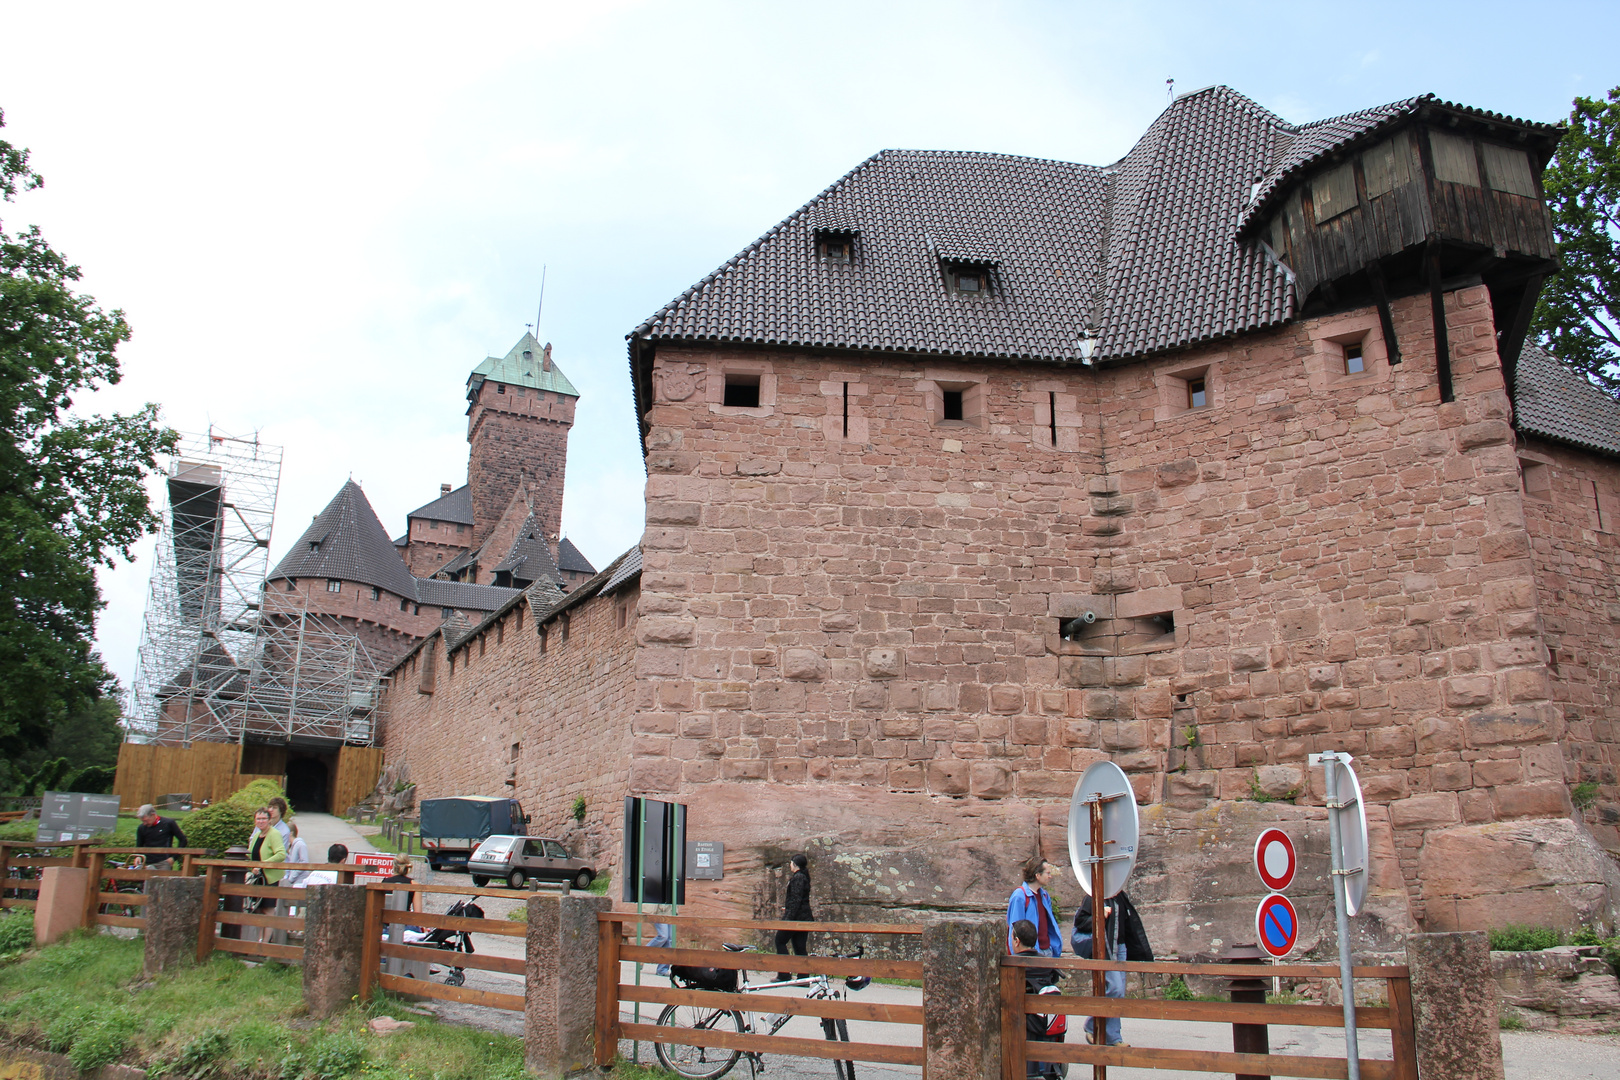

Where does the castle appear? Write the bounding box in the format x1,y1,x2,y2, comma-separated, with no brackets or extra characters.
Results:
377,87,1620,950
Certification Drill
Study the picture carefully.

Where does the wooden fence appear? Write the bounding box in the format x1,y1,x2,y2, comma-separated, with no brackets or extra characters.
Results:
0,841,96,911
1001,954,1417,1080
82,847,210,931
598,914,927,1071
358,881,529,1012
195,859,359,965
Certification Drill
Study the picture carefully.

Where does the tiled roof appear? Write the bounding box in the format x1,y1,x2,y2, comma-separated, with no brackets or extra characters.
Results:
1514,345,1620,457
598,546,641,596
414,576,521,613
631,85,1297,368
494,515,563,586
407,484,475,526
556,537,596,574
1238,94,1562,236
467,332,580,400
269,481,421,600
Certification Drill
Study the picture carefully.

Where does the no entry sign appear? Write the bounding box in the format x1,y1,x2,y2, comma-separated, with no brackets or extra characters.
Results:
1256,893,1300,958
1254,828,1297,892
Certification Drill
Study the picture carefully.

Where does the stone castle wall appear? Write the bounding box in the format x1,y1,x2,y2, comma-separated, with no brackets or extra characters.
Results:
629,284,1618,941
379,582,638,867
1517,434,1620,853
467,382,574,546
263,577,440,668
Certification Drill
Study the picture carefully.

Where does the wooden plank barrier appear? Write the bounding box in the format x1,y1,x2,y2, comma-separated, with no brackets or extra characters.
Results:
358,881,529,1013
597,913,926,1071
194,859,358,965
82,848,210,931
0,840,98,912
1001,954,1419,1080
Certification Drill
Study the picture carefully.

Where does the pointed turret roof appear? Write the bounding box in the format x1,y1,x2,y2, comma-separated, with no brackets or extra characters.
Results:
268,481,421,599
493,513,563,587
467,332,580,402
556,537,596,575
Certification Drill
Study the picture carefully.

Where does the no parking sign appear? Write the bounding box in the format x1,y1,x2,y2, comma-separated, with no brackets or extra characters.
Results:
1256,893,1300,958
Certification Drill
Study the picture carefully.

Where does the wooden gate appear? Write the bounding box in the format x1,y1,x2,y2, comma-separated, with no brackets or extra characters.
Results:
358,882,529,1012
82,847,209,931
1002,954,1418,1080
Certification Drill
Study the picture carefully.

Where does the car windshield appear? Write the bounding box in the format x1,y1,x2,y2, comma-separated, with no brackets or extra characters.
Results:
473,837,514,858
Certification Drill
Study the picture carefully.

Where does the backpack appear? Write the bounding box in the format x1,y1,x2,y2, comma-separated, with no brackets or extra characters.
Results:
669,965,740,992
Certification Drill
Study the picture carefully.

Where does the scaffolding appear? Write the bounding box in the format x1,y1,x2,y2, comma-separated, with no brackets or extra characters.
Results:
125,428,383,747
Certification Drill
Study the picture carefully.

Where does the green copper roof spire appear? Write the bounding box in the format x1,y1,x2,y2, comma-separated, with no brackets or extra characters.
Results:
467,331,580,401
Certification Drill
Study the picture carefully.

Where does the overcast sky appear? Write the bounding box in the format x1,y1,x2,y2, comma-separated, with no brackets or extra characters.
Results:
1,0,1613,697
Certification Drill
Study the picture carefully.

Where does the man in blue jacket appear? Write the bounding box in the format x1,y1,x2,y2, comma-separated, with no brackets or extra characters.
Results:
1006,855,1063,957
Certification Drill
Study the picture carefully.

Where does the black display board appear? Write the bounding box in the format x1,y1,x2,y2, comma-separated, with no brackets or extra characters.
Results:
622,796,687,904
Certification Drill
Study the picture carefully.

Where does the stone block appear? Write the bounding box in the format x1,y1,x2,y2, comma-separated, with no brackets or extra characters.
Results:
970,762,1012,798
782,648,827,681
864,648,903,678
1465,712,1560,747
1492,946,1620,1032
1390,793,1459,829
1443,676,1495,709
1059,655,1106,688
1416,716,1462,753
1407,932,1504,1080
921,920,1003,1080
928,760,969,795
1493,782,1570,820
302,885,368,1017
1253,765,1303,799
989,685,1024,714
526,892,613,1078
143,875,207,977
33,867,87,947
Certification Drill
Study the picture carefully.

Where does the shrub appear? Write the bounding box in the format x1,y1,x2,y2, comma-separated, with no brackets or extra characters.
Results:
0,913,33,955
572,795,587,822
1163,976,1194,1001
183,802,257,853
227,778,286,810
63,765,115,794
1488,924,1561,952
1570,781,1599,810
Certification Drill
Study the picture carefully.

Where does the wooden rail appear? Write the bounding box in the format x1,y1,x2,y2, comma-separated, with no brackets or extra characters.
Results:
195,859,360,965
1001,954,1418,1080
357,881,527,1012
82,848,211,931
596,913,925,1070
0,840,97,911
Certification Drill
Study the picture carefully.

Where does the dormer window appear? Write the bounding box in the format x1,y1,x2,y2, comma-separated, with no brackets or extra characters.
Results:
814,229,856,264
496,383,506,395
943,261,993,297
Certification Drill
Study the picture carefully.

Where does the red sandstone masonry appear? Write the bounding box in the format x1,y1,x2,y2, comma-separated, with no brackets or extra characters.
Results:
632,285,1581,923
378,582,638,866
467,381,574,547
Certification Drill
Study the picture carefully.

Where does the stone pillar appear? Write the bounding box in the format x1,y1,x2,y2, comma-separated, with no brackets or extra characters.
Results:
1406,931,1504,1080
525,891,611,1078
302,885,369,1018
144,876,206,976
34,867,88,946
922,919,1003,1080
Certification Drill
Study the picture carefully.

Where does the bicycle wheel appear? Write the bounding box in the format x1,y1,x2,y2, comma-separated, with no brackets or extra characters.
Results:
654,1003,745,1080
819,1016,855,1080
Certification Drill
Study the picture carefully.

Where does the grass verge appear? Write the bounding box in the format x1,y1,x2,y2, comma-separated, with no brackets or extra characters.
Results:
0,811,198,846
0,917,526,1079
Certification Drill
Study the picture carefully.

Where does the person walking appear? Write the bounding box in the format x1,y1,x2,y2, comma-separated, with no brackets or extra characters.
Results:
266,797,293,842
775,853,813,981
1072,889,1153,1047
282,822,312,886
1007,855,1063,958
246,808,287,883
134,805,188,869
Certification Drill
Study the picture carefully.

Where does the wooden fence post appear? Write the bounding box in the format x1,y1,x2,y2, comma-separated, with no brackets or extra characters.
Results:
81,851,106,929
999,962,1025,1080
358,887,384,1003
196,863,223,963
1388,972,1419,1080
594,915,621,1067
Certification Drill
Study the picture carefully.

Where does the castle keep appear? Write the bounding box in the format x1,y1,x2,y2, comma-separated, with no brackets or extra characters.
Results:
379,87,1620,949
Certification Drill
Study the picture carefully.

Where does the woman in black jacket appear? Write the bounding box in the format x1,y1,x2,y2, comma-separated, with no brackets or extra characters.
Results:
775,854,813,981
1072,890,1153,1046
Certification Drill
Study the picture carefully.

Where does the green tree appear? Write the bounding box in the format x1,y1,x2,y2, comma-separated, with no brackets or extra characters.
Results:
0,109,177,757
1532,88,1620,395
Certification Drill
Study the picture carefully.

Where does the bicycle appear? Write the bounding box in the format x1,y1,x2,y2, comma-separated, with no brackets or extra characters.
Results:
654,943,869,1080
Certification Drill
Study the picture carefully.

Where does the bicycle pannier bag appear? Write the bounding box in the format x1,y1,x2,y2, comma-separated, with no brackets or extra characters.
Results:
669,965,739,992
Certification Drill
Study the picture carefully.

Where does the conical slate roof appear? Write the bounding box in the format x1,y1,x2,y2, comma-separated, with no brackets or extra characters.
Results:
268,481,421,600
493,514,563,587
556,537,596,575
467,332,580,401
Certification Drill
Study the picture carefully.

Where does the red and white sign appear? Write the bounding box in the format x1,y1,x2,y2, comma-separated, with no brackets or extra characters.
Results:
1256,893,1300,958
352,851,396,884
1253,828,1297,892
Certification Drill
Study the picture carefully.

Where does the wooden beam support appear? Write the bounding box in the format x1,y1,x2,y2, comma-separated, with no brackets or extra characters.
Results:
1427,242,1455,403
1366,261,1401,365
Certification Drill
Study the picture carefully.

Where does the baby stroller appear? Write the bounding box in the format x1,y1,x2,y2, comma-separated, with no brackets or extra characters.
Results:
400,895,484,986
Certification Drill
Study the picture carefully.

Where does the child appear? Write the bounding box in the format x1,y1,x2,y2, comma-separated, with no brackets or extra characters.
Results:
1012,919,1066,1078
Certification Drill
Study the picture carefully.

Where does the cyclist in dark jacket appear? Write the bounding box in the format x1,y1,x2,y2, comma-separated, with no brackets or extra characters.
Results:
775,853,813,981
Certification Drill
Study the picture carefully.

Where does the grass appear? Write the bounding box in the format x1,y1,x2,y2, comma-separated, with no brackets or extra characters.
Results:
0,922,528,1079
0,810,198,846
1489,924,1566,952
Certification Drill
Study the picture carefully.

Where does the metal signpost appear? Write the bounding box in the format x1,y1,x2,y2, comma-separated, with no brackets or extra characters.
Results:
1311,750,1369,1080
1068,760,1139,1080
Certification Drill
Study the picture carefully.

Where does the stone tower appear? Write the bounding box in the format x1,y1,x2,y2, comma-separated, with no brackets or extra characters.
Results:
465,332,579,545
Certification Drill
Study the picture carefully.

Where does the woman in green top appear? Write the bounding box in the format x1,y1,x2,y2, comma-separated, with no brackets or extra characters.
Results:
248,807,287,884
